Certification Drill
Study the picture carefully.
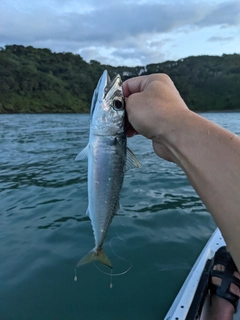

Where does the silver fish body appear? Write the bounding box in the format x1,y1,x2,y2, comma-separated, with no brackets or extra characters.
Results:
76,70,140,269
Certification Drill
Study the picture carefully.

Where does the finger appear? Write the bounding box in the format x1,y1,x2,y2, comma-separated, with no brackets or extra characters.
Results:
126,127,139,138
123,76,149,97
125,113,139,137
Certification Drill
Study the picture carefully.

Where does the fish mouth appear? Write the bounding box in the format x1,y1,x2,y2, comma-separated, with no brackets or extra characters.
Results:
100,70,122,98
90,71,108,117
99,70,111,96
90,70,122,117
95,69,118,100
104,72,122,98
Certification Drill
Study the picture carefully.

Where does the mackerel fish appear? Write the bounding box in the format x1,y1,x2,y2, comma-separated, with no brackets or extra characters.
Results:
76,70,140,269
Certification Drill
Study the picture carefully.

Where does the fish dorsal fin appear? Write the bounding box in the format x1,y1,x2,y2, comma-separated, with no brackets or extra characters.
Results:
126,147,141,170
75,144,89,161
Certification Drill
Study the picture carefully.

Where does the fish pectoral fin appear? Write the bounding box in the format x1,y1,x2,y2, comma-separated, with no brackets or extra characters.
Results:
75,144,89,160
85,207,90,216
76,248,112,269
126,147,141,170
115,138,126,160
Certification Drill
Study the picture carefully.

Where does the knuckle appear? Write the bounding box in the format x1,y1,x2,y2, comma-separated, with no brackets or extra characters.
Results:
148,73,172,85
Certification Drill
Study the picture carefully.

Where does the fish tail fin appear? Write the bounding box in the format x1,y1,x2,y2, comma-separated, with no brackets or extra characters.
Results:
76,248,112,269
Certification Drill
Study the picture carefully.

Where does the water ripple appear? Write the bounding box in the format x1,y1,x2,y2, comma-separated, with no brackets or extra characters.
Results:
0,113,239,320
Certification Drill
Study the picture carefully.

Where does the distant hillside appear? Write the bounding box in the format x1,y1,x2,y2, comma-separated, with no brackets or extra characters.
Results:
0,45,240,113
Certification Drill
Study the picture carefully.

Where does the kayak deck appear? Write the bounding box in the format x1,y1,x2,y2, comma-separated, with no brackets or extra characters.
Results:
164,229,240,319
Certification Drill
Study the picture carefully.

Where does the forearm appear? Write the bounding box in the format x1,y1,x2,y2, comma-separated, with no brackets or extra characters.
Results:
159,110,240,268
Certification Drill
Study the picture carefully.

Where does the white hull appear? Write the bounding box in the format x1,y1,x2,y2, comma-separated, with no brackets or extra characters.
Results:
164,228,240,319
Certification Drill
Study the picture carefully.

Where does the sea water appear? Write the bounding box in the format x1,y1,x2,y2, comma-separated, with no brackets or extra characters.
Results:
0,112,239,320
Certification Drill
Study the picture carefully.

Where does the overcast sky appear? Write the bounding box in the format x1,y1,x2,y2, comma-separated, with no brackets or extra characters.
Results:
1,0,240,66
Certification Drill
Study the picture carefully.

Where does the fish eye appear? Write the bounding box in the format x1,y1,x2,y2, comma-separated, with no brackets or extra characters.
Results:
113,98,124,111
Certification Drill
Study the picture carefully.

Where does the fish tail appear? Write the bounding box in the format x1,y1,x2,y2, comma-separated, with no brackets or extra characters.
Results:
76,248,112,269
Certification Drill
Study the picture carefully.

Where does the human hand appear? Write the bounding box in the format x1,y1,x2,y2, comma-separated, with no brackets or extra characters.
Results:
123,74,189,161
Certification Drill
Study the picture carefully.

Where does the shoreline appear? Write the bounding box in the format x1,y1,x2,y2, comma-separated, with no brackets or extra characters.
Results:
0,109,240,115
0,110,240,115
198,109,240,113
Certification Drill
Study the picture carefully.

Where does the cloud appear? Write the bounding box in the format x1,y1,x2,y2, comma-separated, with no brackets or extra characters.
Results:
197,1,240,27
207,36,234,43
0,0,240,65
3,1,238,43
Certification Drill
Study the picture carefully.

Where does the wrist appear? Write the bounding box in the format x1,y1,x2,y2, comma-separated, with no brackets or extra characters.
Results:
152,108,193,164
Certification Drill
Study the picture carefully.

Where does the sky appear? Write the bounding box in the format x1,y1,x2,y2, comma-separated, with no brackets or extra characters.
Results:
0,0,240,66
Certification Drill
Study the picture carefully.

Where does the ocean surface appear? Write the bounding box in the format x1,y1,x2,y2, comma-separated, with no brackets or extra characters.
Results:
0,112,239,320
